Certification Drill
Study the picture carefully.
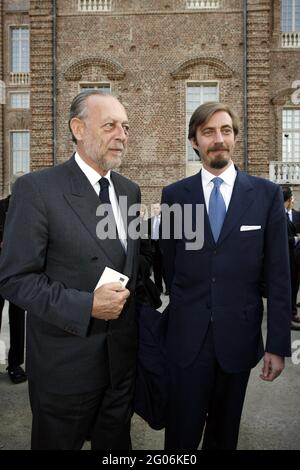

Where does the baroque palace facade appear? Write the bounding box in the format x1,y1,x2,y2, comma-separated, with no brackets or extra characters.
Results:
0,0,300,205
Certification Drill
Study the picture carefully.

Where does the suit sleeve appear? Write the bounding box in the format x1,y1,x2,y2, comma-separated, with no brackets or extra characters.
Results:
139,236,152,279
0,175,93,337
0,199,6,242
288,236,296,248
264,185,291,357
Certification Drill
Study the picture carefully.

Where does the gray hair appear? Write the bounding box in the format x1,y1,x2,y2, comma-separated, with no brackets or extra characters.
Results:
68,89,111,144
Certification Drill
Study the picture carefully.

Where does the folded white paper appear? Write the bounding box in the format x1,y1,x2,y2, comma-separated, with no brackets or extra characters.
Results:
94,267,129,291
240,225,261,231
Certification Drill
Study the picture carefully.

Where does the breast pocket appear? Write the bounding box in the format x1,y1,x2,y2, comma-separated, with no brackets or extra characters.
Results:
240,229,262,238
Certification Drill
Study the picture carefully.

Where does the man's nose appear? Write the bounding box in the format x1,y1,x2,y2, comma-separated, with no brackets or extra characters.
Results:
214,130,225,143
115,124,128,141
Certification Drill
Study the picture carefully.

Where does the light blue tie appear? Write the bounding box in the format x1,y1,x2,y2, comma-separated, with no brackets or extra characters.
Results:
208,177,226,242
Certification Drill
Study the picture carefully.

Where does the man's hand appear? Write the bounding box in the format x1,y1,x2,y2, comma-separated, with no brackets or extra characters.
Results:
260,352,285,382
92,282,130,321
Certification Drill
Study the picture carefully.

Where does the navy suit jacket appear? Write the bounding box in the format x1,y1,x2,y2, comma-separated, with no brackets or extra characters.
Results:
160,168,291,373
292,209,300,233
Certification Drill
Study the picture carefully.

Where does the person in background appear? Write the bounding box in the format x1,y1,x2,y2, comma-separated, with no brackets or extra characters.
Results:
287,197,300,312
136,205,162,313
134,205,165,431
282,186,300,330
148,203,168,295
0,193,27,384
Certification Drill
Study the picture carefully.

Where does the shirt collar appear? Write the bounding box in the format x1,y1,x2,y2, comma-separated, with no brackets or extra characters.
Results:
75,152,112,187
201,161,237,188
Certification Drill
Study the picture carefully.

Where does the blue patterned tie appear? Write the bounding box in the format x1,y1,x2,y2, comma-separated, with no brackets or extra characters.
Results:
208,177,226,242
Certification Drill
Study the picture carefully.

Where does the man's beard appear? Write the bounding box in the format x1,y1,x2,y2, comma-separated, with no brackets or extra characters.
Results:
210,157,229,169
206,144,231,170
84,140,125,170
98,154,123,171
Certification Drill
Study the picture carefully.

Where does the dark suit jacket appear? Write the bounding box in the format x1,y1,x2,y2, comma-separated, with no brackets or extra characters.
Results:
287,214,298,250
0,195,10,248
160,168,291,373
0,156,141,394
292,209,300,233
292,210,300,278
135,231,162,309
286,213,298,296
134,303,167,430
134,222,164,429
148,217,154,240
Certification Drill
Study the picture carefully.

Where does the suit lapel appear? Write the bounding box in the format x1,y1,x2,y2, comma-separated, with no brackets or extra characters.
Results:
217,170,255,245
183,171,215,248
184,169,255,248
63,156,126,270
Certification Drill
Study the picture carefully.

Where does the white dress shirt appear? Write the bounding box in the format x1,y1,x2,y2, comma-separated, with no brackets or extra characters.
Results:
74,152,127,250
201,162,237,213
152,215,161,240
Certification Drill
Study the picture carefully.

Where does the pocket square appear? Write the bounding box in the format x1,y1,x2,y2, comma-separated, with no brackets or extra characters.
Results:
240,225,261,232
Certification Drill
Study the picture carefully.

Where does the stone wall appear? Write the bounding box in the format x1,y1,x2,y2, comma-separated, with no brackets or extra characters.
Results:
29,0,53,171
1,1,30,196
247,0,270,178
55,0,246,204
1,1,300,203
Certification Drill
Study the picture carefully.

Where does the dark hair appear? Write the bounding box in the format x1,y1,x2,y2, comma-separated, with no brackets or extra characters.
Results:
68,89,111,144
188,101,240,157
282,186,293,202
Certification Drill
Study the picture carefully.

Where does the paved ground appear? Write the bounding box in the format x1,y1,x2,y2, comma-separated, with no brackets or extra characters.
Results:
0,297,300,450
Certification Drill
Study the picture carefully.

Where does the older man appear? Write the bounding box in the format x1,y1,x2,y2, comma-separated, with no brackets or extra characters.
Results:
0,90,141,450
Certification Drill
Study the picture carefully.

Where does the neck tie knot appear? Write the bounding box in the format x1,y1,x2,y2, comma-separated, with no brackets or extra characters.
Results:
211,176,224,188
99,177,110,205
99,177,110,190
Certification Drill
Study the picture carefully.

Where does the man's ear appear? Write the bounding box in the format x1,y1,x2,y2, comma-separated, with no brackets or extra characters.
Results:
190,138,198,150
70,118,84,142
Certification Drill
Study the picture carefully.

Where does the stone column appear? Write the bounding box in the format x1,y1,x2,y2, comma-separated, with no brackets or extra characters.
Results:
29,0,54,169
247,0,271,178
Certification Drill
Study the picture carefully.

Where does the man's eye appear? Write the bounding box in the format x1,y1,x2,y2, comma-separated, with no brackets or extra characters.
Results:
104,123,114,129
123,126,129,134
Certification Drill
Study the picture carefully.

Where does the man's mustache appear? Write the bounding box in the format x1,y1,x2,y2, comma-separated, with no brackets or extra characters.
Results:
208,144,229,152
